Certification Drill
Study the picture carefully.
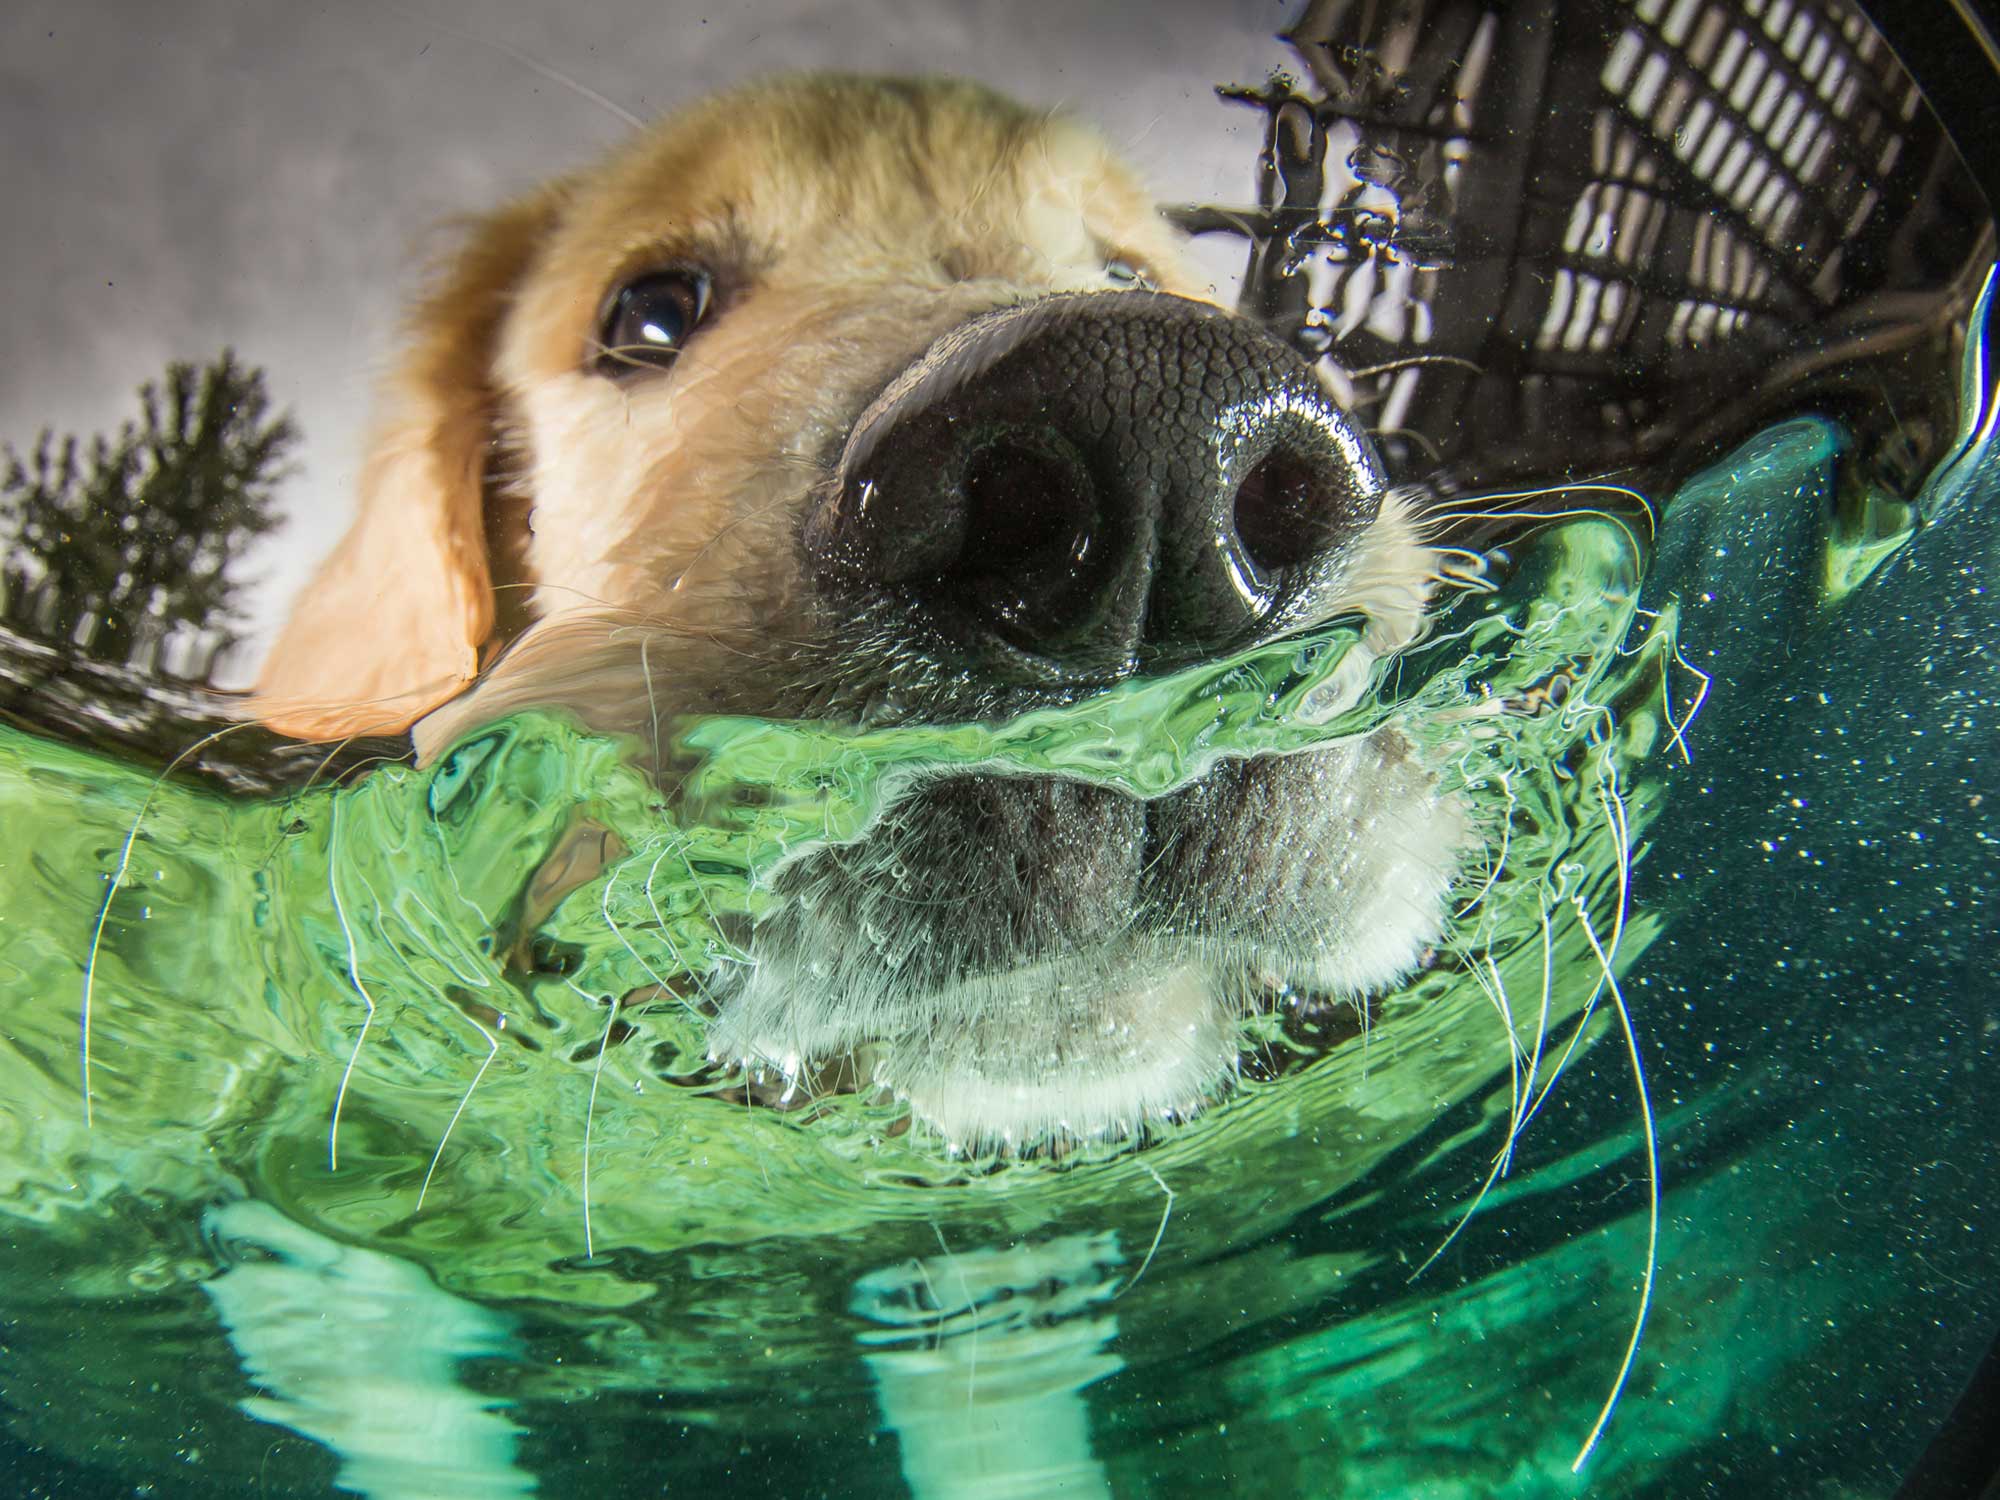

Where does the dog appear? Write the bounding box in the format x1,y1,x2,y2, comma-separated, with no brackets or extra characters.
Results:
251,73,1466,1149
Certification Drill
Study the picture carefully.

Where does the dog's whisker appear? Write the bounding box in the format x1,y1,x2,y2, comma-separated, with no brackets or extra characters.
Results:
639,837,724,1015
666,485,818,595
1417,479,1660,548
1452,794,1514,922
597,838,685,1002
1366,423,1445,463
1517,900,1557,1165
326,751,415,791
297,733,366,794
1519,766,1634,1130
324,796,377,1174
563,973,619,1261
388,5,643,129
1341,353,1486,380
641,636,662,769
414,991,501,1215
1566,897,1659,1475
1406,945,1517,1283
80,722,255,1128
1116,1161,1176,1299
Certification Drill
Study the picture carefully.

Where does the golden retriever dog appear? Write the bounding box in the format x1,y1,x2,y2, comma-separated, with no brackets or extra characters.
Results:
251,74,1465,1147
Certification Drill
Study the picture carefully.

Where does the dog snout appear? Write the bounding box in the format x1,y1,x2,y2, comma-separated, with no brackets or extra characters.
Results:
806,292,1389,678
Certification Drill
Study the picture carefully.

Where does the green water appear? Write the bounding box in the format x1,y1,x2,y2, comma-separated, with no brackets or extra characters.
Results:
0,470,1669,1260
0,334,1986,1495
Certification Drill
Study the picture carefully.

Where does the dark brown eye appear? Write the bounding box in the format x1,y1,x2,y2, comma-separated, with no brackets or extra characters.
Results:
596,269,711,374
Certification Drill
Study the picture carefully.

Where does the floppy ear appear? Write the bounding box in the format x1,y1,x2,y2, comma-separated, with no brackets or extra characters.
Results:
251,191,563,741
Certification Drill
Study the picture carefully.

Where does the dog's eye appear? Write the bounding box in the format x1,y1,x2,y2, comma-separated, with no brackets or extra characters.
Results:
1105,257,1155,290
597,269,711,373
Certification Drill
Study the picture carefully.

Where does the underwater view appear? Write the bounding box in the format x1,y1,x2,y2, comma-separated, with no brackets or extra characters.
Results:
2,2,1997,1497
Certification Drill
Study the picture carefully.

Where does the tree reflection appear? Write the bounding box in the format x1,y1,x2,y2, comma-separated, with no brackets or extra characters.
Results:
1,351,294,681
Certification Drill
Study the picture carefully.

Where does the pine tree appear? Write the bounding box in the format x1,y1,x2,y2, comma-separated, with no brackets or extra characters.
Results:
0,351,294,679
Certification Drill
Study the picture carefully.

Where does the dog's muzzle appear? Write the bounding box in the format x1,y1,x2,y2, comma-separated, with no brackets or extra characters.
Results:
804,292,1388,682
722,293,1457,1145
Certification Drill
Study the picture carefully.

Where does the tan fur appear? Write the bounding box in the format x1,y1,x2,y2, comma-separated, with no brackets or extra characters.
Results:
252,76,1226,744
255,193,566,739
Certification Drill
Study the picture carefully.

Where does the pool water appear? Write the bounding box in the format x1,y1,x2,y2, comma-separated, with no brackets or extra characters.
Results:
2,279,1996,1497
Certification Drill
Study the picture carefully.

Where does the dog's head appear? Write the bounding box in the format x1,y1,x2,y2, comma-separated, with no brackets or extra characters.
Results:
254,74,1465,1147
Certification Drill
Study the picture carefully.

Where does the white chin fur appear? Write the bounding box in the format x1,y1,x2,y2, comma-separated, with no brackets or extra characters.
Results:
707,760,1467,1152
883,963,1235,1149
712,958,1238,1151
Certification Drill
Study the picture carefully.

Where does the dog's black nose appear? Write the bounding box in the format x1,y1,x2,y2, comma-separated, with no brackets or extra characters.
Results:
805,293,1388,679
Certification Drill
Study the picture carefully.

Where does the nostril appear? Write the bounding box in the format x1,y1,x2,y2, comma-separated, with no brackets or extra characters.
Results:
1232,449,1331,574
943,434,1111,649
958,439,1096,577
814,292,1390,678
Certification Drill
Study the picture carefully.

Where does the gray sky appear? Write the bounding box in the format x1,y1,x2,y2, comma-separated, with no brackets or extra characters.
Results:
0,0,1293,681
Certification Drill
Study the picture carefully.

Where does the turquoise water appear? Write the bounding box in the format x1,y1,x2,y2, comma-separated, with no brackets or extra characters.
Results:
2,203,1997,1492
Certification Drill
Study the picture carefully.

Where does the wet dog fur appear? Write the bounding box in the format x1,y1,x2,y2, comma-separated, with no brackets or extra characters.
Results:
251,74,1465,1148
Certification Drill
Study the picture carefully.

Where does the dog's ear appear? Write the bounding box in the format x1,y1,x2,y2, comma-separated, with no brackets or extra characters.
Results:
250,192,562,741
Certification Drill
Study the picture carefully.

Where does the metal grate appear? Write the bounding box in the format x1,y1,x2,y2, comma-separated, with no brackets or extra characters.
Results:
1172,0,1993,497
